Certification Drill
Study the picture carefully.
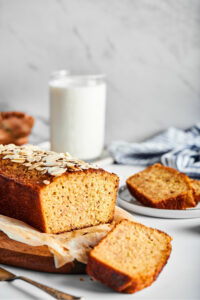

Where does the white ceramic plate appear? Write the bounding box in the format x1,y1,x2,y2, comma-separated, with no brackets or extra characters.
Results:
118,185,200,219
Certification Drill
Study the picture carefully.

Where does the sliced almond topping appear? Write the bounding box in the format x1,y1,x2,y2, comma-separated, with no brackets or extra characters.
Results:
43,180,50,185
0,144,99,177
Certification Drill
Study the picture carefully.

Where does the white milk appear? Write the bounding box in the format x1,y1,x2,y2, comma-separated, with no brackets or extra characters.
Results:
50,74,106,160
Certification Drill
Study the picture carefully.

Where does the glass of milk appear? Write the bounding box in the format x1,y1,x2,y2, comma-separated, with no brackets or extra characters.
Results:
49,72,106,160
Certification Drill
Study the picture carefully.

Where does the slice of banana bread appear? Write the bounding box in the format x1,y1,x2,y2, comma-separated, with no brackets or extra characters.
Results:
0,144,119,233
86,219,172,293
126,164,196,209
190,179,200,204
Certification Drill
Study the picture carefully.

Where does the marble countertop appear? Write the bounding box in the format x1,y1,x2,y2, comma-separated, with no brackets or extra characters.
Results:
1,164,200,300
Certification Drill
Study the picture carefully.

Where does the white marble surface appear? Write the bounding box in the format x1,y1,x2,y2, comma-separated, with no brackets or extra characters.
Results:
1,0,200,143
1,164,200,300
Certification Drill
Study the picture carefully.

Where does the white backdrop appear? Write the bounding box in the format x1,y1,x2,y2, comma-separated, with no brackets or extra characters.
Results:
1,0,200,144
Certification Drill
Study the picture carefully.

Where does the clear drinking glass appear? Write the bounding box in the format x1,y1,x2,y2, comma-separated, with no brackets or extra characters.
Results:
49,72,106,160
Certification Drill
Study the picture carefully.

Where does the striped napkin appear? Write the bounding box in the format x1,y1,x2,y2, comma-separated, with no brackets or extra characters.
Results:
108,123,200,178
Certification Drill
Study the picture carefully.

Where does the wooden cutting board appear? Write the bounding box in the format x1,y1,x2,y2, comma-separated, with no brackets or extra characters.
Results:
0,231,85,274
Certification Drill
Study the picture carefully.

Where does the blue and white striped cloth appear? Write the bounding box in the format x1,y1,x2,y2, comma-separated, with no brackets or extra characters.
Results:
108,123,200,178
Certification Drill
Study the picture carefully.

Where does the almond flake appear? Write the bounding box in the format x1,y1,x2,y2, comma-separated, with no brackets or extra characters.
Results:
11,159,25,163
43,180,50,185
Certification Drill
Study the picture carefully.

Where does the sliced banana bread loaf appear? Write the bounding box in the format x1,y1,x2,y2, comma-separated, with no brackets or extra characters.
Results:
86,219,172,293
0,144,119,233
126,164,196,209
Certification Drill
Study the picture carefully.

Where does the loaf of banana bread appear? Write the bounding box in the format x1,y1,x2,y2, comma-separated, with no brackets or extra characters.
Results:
0,144,119,234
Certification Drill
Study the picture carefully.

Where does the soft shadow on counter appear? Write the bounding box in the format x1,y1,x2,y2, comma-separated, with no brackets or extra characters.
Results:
5,281,39,300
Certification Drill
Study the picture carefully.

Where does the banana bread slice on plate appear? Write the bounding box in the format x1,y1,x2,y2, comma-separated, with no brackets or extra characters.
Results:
86,219,172,293
126,163,196,209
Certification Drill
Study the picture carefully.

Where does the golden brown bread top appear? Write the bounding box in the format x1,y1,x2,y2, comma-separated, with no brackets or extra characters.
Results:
0,144,104,187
